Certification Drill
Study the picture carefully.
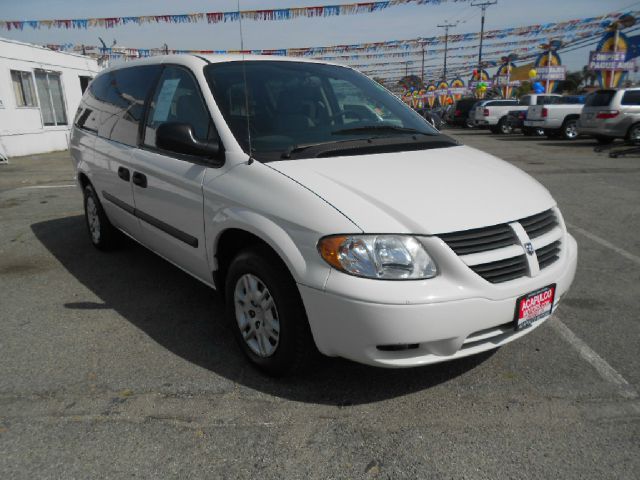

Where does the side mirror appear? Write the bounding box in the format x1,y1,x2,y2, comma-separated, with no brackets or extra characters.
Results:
156,122,221,161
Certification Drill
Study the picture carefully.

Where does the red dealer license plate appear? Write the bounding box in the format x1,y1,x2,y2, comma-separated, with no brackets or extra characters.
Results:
514,284,556,331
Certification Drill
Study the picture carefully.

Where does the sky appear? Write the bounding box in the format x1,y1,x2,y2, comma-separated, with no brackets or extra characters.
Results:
1,0,639,83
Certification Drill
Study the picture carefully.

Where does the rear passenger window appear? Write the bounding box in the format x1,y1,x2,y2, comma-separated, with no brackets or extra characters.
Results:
144,66,214,149
537,96,559,105
622,91,640,105
91,66,161,146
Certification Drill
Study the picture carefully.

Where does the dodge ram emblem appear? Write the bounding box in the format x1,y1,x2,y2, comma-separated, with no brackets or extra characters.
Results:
525,242,535,255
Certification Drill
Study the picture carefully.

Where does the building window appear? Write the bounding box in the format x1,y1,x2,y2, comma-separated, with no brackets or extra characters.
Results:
11,70,37,107
34,70,67,126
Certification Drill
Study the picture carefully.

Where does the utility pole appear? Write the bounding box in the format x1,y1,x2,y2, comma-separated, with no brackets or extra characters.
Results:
472,1,497,78
437,21,457,81
421,42,425,86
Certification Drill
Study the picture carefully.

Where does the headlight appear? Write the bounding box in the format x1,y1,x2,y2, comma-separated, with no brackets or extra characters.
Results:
318,235,437,280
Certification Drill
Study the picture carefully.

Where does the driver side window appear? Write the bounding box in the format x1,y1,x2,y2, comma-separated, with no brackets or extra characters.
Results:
144,66,213,148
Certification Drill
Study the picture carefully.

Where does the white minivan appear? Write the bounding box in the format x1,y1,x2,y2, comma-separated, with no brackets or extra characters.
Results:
70,55,577,375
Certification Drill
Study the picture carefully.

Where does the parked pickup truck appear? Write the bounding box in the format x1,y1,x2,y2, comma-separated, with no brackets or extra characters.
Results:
523,95,586,140
473,99,521,133
473,94,563,134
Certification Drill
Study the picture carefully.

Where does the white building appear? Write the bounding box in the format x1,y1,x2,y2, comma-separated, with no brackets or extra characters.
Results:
0,37,101,158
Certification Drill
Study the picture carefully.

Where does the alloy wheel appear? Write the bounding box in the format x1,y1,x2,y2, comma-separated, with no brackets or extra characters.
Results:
234,273,280,358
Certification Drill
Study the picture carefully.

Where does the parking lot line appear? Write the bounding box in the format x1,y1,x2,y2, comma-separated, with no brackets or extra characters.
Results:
18,184,77,190
551,317,638,401
567,222,640,266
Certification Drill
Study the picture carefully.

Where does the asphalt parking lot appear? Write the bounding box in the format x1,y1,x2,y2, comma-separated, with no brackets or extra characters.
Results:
1,131,639,479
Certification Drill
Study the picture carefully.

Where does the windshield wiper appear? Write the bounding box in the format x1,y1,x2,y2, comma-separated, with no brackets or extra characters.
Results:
281,140,359,159
331,125,429,136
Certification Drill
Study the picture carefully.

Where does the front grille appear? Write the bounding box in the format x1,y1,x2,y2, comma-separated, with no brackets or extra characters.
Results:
469,255,528,284
439,224,516,255
520,209,558,239
439,208,562,284
536,240,561,269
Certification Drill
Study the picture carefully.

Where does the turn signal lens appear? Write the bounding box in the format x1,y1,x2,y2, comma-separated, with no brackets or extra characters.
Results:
318,235,437,280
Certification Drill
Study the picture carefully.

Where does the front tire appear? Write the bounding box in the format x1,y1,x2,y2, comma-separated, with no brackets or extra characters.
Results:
83,184,118,250
225,245,316,376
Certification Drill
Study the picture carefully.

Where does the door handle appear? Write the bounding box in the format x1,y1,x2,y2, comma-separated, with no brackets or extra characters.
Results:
132,172,147,188
117,166,130,182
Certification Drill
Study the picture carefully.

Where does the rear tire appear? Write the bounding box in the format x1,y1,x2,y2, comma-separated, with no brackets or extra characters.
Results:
225,245,316,376
489,126,500,134
83,184,118,251
561,119,579,140
626,124,640,144
498,118,512,135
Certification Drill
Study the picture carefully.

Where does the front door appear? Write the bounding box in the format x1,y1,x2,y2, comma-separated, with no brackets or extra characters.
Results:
130,65,219,284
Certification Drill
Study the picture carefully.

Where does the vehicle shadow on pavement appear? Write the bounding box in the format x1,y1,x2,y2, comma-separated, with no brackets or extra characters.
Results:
32,215,494,405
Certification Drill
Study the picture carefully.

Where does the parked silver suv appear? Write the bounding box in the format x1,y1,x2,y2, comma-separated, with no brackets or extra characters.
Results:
577,88,640,144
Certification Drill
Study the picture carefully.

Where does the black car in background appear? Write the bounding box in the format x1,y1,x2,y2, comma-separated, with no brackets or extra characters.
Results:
505,109,526,134
450,98,477,127
416,107,444,130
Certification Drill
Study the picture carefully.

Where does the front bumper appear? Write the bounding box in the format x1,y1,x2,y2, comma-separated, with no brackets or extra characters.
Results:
300,234,577,368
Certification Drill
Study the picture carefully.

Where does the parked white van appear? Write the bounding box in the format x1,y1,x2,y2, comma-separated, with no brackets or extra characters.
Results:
70,55,577,375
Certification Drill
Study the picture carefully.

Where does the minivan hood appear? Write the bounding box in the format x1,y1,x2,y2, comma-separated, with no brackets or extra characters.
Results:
268,145,555,234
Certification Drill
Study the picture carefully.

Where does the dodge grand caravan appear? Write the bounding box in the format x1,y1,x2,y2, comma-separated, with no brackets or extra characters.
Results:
71,55,577,376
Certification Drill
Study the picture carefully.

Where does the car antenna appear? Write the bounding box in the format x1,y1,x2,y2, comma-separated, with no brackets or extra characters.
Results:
238,0,254,165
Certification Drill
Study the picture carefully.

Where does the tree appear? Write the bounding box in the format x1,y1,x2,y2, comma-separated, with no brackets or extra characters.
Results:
397,75,424,91
557,70,584,93
582,65,598,87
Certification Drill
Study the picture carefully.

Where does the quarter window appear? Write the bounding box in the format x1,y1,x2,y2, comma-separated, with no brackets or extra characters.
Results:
11,70,37,107
144,66,213,148
34,70,67,126
621,91,640,106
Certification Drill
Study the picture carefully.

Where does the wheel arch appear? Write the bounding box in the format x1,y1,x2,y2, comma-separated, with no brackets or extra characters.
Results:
77,171,91,189
210,211,319,295
626,121,640,142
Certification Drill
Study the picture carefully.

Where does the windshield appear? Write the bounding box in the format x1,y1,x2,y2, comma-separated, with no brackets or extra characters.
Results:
204,61,442,161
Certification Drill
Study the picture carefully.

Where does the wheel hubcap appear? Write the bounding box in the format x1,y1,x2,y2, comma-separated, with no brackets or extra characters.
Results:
234,273,280,358
86,197,101,243
631,128,640,142
565,122,577,139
